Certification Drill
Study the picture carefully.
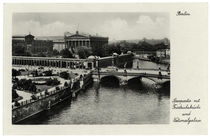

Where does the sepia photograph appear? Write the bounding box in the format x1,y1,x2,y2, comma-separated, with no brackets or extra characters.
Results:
11,12,170,124
3,2,209,135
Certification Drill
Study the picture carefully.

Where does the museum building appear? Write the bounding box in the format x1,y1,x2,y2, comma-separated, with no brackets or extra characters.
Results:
65,31,108,53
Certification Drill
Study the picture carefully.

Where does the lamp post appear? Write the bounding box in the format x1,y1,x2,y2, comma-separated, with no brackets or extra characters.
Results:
96,57,100,80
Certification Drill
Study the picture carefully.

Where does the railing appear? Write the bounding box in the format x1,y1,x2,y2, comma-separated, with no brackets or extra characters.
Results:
12,73,93,110
92,71,170,79
93,68,168,72
12,85,70,110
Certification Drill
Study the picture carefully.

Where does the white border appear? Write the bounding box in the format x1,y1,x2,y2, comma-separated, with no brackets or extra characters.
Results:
1,0,209,137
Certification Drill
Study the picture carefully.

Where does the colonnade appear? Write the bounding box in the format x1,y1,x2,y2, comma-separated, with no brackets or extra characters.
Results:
66,39,90,48
12,56,95,69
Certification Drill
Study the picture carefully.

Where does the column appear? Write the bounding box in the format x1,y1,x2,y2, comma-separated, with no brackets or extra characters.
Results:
59,61,61,68
57,61,59,67
87,41,90,47
70,41,72,48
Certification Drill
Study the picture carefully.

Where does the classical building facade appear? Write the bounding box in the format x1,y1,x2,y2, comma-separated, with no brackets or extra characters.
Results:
31,40,53,54
53,39,66,52
65,31,108,53
12,34,53,55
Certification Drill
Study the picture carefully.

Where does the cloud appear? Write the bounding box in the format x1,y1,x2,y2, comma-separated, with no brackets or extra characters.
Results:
136,15,154,25
92,15,169,40
13,20,76,36
13,15,169,40
95,18,129,40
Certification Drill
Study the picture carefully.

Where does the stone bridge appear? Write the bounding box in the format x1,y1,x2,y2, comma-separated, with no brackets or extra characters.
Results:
92,68,170,85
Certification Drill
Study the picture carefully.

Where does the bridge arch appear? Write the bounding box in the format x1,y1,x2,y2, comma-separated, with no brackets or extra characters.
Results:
100,75,121,86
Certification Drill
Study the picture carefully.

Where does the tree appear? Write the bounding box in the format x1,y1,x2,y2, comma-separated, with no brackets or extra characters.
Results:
12,44,31,56
92,44,106,57
37,52,46,57
105,44,121,56
76,46,92,59
16,79,37,92
12,45,26,56
28,84,37,93
52,49,60,56
60,48,73,58
12,69,21,78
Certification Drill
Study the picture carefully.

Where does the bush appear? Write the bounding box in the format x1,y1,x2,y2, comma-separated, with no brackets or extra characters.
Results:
60,71,69,79
12,88,19,101
46,78,60,86
43,70,53,76
31,70,38,77
16,79,37,93
12,69,21,77
60,48,73,58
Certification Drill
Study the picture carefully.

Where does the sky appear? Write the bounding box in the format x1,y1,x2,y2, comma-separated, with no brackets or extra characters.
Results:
12,12,169,40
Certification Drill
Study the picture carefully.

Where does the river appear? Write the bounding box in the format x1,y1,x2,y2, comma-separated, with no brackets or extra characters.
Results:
22,59,170,124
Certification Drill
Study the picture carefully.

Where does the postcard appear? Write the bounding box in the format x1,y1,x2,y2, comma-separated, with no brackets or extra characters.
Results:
3,3,208,135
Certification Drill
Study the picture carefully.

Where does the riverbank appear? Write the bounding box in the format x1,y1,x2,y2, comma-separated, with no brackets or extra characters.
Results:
12,67,93,124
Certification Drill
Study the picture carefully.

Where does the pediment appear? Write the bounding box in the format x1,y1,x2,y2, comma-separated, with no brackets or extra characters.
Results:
68,34,88,39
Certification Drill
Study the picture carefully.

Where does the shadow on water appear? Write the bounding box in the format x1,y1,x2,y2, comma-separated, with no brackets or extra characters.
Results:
18,98,72,125
127,77,170,98
157,81,170,96
100,76,120,88
127,77,144,90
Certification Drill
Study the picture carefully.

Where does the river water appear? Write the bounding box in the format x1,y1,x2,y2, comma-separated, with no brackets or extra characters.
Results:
22,59,170,124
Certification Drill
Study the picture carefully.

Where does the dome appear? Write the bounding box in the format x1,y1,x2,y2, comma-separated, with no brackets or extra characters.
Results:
88,55,95,59
113,53,118,56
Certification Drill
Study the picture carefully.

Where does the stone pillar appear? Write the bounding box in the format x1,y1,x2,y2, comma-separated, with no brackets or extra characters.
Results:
96,59,99,68
87,40,90,47
81,40,83,46
92,62,94,70
66,61,68,68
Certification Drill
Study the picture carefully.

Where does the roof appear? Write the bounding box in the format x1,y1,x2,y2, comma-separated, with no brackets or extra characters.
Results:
53,39,65,43
12,38,25,41
65,31,108,39
25,34,34,38
12,35,25,38
35,36,64,41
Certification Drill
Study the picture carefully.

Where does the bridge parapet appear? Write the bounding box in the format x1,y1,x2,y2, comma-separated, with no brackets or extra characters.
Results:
92,68,170,85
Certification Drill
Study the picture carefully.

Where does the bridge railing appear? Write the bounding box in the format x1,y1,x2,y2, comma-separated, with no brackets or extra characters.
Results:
126,68,168,71
92,70,170,79
96,68,168,72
